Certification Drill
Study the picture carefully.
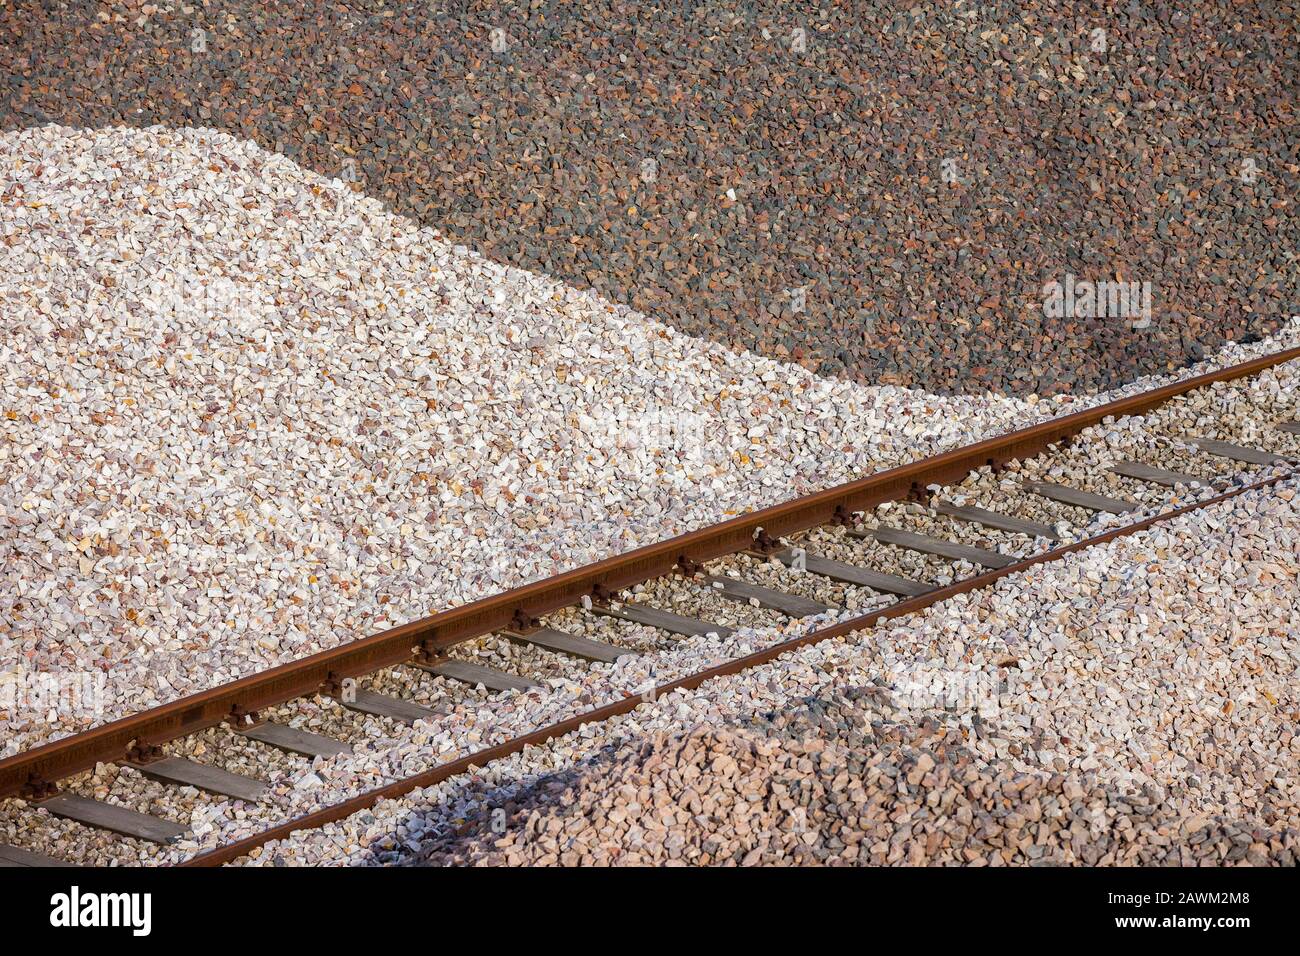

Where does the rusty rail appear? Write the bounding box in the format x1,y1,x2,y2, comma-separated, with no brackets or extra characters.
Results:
2,344,1297,800
182,468,1295,865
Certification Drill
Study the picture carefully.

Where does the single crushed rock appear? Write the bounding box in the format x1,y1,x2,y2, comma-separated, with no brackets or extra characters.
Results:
414,690,1298,867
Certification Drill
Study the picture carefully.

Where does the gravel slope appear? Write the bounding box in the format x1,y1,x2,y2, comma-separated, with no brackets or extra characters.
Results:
3,124,1299,759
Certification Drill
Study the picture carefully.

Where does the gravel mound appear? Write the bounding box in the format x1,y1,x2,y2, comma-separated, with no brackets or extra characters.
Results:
4,2,1294,394
0,122,1034,751
416,690,1298,866
10,124,1294,754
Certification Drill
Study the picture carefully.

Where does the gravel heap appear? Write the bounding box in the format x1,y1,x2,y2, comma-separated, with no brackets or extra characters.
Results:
416,690,1298,866
9,124,1296,756
3,2,1295,395
0,122,1021,751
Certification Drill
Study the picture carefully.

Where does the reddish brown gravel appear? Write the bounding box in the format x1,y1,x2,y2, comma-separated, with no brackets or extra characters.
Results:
3,2,1295,396
415,690,1299,867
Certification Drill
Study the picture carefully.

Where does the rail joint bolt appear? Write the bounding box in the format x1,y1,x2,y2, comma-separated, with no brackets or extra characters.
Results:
415,642,448,665
126,739,165,765
751,527,778,555
21,775,59,802
228,705,264,730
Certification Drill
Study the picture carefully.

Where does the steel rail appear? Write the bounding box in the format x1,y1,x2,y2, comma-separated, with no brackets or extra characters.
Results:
181,467,1296,865
2,344,1297,800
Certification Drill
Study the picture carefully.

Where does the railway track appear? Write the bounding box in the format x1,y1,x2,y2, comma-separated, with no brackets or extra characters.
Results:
2,346,1299,867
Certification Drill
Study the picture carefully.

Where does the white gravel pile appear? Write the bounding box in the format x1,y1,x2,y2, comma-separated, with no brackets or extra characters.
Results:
2,123,1299,758
235,473,1300,866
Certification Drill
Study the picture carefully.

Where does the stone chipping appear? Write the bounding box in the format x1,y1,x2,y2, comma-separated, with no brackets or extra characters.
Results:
417,697,1299,867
